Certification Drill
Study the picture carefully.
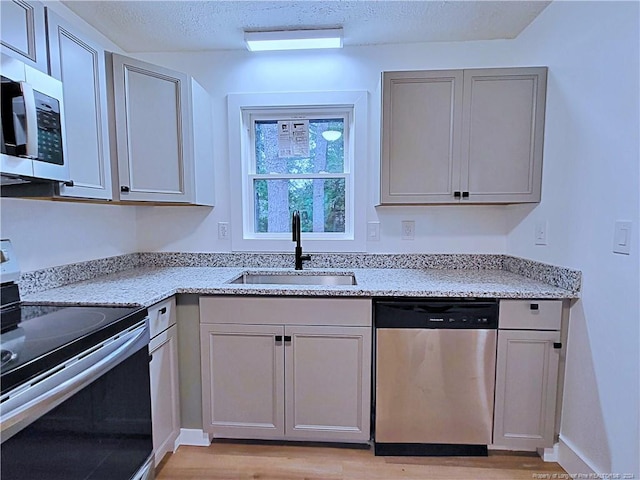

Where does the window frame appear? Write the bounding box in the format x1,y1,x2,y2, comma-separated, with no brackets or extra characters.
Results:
228,91,368,253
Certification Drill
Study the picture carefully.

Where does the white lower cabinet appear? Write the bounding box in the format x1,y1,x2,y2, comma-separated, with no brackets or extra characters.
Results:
200,297,372,443
493,300,562,450
284,324,371,441
148,297,180,465
201,323,285,439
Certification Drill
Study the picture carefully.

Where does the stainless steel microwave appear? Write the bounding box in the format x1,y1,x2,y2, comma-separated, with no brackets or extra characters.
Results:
1,55,69,185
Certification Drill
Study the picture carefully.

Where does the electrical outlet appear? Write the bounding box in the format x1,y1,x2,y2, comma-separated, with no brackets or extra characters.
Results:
218,222,229,240
367,222,380,241
535,221,548,245
401,220,415,240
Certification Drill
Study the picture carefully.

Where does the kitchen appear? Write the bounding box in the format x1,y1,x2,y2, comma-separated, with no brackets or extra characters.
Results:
0,1,638,479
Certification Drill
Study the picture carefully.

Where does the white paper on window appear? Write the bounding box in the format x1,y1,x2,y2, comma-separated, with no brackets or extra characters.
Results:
277,120,309,157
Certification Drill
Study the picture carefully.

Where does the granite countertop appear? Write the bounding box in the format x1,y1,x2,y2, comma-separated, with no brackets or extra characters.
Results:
21,266,577,308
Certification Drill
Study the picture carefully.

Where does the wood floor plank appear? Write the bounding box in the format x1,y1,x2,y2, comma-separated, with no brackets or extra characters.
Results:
156,442,566,480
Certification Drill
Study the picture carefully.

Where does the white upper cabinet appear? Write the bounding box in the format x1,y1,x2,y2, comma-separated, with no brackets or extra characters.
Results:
46,9,113,200
110,53,215,205
461,68,547,203
381,70,463,204
0,0,48,72
380,67,547,204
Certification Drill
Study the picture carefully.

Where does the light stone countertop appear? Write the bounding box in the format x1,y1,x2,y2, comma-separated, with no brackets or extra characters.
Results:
21,266,577,308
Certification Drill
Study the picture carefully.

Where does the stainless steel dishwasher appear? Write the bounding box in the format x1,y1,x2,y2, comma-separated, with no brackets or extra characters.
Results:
374,298,498,456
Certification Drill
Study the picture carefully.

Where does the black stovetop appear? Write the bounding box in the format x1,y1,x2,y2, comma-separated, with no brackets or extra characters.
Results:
0,299,147,395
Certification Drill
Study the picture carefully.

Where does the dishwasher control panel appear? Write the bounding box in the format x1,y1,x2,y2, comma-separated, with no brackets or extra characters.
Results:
374,298,498,329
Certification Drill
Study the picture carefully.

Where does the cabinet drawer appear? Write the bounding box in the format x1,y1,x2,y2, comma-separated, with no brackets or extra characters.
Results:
499,300,562,330
200,296,371,327
149,323,177,353
149,297,176,338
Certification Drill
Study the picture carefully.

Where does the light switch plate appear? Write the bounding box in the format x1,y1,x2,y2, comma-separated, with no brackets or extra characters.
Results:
401,220,415,240
367,222,380,241
535,221,548,245
613,221,632,254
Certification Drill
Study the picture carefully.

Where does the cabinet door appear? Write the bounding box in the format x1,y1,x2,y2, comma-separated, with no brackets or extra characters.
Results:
461,68,547,203
200,323,285,439
46,10,113,200
493,329,560,449
284,325,371,442
0,0,47,72
149,324,180,465
111,54,194,203
381,70,463,204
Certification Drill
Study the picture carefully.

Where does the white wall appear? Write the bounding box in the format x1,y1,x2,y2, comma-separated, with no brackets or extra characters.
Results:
0,198,138,271
507,1,639,476
2,36,526,267
135,40,525,254
0,2,138,272
3,6,639,475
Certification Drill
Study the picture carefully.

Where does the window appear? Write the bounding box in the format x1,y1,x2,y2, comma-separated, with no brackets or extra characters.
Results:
249,112,350,237
228,91,368,252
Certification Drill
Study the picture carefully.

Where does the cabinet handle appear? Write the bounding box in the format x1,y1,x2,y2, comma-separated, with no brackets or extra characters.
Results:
530,303,539,310
284,336,292,342
121,186,130,193
275,335,283,342
462,191,469,199
553,342,562,349
453,191,461,199
159,307,167,315
62,180,74,187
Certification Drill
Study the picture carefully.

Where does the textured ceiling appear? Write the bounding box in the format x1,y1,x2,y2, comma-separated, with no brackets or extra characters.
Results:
62,0,551,53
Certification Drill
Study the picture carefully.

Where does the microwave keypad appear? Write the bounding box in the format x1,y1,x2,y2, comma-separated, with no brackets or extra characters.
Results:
34,91,64,165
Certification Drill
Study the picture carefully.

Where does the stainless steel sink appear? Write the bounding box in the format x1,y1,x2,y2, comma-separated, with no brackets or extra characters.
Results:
229,273,357,286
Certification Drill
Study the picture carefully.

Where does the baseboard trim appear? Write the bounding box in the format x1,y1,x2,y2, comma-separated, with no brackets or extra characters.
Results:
537,443,559,462
176,428,212,448
558,435,597,474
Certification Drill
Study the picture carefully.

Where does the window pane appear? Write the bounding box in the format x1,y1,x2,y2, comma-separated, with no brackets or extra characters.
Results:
254,178,346,233
255,119,344,174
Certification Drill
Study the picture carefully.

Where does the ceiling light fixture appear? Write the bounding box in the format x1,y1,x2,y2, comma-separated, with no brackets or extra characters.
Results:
322,130,342,142
244,28,343,52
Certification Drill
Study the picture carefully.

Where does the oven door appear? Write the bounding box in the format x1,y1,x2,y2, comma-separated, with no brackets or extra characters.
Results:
0,322,153,480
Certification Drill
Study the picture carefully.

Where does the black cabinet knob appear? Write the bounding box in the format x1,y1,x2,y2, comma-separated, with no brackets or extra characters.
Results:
530,303,539,310
159,307,167,315
121,185,130,193
553,342,562,349
275,335,283,342
454,191,461,199
284,336,292,342
462,191,470,199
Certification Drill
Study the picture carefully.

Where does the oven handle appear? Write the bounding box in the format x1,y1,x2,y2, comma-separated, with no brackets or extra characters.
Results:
0,322,149,442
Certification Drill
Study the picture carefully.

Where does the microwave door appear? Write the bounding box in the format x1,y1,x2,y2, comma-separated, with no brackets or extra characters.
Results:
0,77,34,179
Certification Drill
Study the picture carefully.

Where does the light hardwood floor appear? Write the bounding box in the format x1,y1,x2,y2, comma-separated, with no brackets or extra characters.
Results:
156,442,566,480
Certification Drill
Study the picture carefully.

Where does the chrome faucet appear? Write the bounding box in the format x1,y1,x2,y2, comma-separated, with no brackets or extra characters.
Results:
292,210,311,270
